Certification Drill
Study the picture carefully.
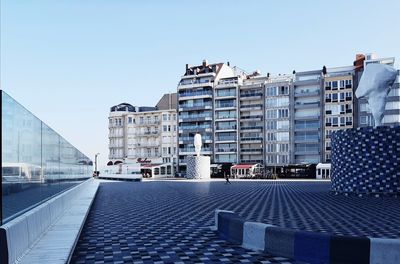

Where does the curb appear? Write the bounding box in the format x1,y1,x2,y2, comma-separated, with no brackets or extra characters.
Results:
0,179,98,264
214,209,400,264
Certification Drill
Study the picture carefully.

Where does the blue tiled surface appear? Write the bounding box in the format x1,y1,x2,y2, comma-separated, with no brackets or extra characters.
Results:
71,180,400,263
331,126,400,195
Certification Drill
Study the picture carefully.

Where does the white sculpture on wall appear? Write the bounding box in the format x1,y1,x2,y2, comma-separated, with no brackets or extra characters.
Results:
355,64,397,127
194,133,202,157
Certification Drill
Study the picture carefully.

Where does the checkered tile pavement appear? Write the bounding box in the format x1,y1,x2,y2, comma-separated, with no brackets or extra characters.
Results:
71,180,400,263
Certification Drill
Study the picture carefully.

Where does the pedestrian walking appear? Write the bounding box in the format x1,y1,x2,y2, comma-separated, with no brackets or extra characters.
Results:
225,172,231,184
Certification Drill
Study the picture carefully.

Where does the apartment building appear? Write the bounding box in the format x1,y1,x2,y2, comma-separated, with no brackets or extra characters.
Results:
213,76,242,164
293,70,323,165
323,66,355,163
175,54,399,175
239,73,267,165
177,60,235,173
108,93,177,177
264,74,294,170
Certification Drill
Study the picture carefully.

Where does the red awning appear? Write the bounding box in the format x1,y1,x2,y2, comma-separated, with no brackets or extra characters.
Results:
231,164,254,169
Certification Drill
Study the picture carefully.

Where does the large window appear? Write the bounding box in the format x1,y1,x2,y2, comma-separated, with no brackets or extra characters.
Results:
1,91,92,224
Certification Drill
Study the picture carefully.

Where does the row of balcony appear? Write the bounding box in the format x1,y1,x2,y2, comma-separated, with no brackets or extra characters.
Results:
179,147,212,153
215,103,236,108
215,148,237,153
325,84,352,90
179,91,212,99
325,97,352,103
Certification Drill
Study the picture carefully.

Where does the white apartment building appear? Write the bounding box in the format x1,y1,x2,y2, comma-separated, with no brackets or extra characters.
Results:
108,93,178,177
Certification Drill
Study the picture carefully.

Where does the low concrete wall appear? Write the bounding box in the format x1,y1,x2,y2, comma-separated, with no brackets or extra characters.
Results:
214,209,400,264
0,179,97,264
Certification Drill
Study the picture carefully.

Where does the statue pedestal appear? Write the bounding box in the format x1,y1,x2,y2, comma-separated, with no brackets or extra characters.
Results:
186,156,210,179
331,126,400,196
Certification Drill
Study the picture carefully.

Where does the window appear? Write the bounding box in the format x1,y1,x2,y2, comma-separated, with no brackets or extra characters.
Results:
278,86,289,95
277,120,289,130
267,121,277,130
325,141,331,149
340,80,345,88
332,81,338,89
325,81,331,88
332,117,338,126
128,117,132,124
266,87,277,96
340,117,345,126
163,125,167,132
326,130,332,138
266,109,277,119
266,132,276,141
140,117,144,124
346,116,353,125
163,114,167,121
278,109,289,118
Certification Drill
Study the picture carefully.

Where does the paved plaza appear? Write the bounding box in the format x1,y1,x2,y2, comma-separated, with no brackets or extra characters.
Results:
71,179,400,263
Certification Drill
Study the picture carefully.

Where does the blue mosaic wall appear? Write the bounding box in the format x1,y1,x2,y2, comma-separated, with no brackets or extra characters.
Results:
331,126,400,196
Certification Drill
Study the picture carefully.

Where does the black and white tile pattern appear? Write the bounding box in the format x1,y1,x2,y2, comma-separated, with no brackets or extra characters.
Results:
331,126,400,195
71,180,400,263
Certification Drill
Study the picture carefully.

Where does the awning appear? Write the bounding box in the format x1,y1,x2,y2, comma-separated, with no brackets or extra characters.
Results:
231,164,254,169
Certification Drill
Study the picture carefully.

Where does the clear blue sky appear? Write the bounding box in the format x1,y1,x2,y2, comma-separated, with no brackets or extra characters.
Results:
2,0,399,166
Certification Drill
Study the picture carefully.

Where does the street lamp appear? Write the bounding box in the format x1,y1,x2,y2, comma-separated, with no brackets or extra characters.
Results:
95,153,100,176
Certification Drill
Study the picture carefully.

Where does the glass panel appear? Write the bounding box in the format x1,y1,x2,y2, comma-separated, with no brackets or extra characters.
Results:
1,91,92,224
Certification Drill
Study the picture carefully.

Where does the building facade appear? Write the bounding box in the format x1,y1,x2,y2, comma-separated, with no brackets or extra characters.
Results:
177,60,235,173
322,66,355,163
108,94,177,177
293,70,323,165
264,74,293,171
213,76,242,164
173,54,400,175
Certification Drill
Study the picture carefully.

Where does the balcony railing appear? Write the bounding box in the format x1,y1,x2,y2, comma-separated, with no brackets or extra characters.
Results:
240,93,263,98
179,148,212,152
215,136,236,141
215,91,236,97
240,125,263,130
240,137,263,142
240,148,262,153
240,104,263,109
215,115,236,120
216,125,237,130
216,103,236,108
216,148,237,152
179,91,212,98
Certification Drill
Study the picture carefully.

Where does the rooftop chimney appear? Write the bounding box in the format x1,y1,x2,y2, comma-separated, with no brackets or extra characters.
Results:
202,59,208,67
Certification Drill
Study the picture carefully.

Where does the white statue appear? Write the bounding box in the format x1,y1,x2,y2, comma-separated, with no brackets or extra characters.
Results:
194,133,202,157
355,64,397,127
